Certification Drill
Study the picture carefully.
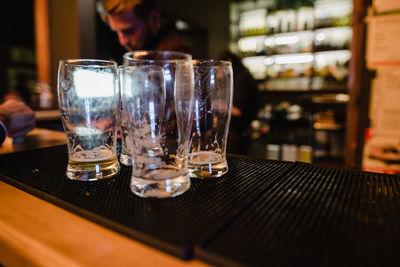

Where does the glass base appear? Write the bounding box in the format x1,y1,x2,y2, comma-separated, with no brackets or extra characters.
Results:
130,169,190,198
120,153,133,166
187,159,228,178
66,158,120,181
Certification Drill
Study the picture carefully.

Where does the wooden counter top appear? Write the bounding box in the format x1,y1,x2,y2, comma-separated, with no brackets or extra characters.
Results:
0,180,209,267
0,128,66,155
0,129,208,266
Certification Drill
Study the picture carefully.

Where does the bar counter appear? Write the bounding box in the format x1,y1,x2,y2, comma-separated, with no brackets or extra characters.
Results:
0,132,400,266
0,181,207,267
0,129,207,266
0,128,66,155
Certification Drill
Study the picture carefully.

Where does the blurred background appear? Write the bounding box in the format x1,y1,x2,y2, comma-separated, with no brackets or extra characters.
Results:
3,0,396,173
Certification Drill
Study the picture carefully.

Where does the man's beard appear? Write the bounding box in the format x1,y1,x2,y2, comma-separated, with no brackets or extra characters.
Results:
123,27,153,51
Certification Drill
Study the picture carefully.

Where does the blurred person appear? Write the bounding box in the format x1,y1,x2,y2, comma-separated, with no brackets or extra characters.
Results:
0,99,36,146
97,0,192,54
217,50,259,155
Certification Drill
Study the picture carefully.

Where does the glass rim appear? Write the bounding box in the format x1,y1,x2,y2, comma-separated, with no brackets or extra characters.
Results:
123,50,192,63
192,59,232,68
60,59,118,68
119,65,163,71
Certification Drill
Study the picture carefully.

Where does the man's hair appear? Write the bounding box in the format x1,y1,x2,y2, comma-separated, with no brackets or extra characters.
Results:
97,0,156,21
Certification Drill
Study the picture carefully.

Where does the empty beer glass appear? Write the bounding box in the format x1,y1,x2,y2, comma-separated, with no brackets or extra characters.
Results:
58,59,120,181
122,51,194,198
118,67,133,166
188,60,233,178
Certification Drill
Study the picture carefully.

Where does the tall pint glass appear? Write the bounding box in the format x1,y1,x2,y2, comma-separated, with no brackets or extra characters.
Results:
119,66,133,166
122,51,194,198
58,59,120,181
188,60,233,178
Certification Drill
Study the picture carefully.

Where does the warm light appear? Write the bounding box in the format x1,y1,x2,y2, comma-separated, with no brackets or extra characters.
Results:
275,35,299,45
336,94,350,102
239,9,267,32
175,20,189,30
74,69,114,98
263,57,274,65
239,38,257,52
315,33,326,42
242,56,267,80
275,54,314,65
314,50,351,67
264,37,274,47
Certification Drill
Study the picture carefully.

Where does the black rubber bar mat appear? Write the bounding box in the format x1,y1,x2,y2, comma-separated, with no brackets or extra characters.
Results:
0,145,292,260
195,162,400,267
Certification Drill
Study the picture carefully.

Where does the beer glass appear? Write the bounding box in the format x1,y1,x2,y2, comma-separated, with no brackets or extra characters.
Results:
118,67,133,166
58,59,120,181
188,60,233,178
123,51,194,198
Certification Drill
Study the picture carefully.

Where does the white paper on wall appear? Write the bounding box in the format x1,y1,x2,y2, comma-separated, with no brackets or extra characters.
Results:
362,133,400,175
366,14,400,68
373,67,400,135
363,66,400,174
373,0,400,13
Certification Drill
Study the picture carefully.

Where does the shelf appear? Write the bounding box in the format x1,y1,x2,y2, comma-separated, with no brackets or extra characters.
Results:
256,118,345,130
242,49,351,84
242,50,351,60
313,121,345,130
256,90,349,108
257,77,348,94
311,93,350,105
231,0,352,165
238,27,351,57
256,118,312,129
258,89,348,94
236,25,353,40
